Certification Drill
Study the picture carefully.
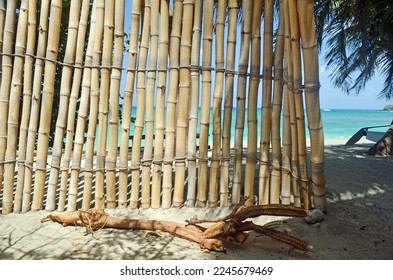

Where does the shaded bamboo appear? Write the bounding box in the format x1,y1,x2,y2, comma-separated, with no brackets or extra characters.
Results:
106,0,125,209
172,0,194,208
14,0,37,213
2,0,29,214
151,0,170,208
161,0,183,209
0,0,5,86
118,0,141,208
59,0,95,211
31,0,63,211
141,0,159,209
244,1,262,206
95,0,115,210
298,0,326,211
68,0,104,212
45,0,83,211
208,0,226,207
232,0,252,205
129,0,151,209
22,0,50,213
219,0,238,207
185,0,203,207
196,0,214,207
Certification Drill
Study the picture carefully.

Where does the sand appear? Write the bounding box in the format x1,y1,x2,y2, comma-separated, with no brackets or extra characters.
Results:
0,141,392,260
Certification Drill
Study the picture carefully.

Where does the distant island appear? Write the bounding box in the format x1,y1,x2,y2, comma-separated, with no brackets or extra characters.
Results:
383,104,393,111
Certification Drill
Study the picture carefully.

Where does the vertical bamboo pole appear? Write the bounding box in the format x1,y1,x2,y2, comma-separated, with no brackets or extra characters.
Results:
141,0,159,209
45,0,82,212
22,0,51,213
118,0,141,208
106,0,125,209
151,0,169,208
288,0,310,209
196,0,214,207
31,0,63,211
0,0,17,196
185,0,203,207
58,0,93,211
244,1,262,206
172,0,194,208
162,0,183,209
298,0,326,211
208,0,226,207
270,0,285,205
2,0,29,214
219,0,238,207
95,0,115,210
68,0,104,212
129,0,151,209
14,0,37,213
232,0,252,205
0,0,5,86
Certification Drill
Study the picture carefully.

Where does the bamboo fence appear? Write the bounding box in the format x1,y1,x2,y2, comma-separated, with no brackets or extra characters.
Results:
0,0,326,214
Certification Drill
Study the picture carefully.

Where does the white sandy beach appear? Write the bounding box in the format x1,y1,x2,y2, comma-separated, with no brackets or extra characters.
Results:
0,140,392,260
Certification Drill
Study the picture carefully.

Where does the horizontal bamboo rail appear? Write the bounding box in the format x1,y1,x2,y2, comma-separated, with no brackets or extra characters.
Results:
0,0,326,214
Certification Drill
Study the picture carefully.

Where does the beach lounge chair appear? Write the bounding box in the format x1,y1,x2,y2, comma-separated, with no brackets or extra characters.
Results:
345,121,393,146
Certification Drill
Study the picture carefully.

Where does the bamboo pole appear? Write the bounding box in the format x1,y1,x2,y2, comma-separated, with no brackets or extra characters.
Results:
185,0,203,207
106,0,125,209
31,0,63,211
68,0,104,212
140,0,159,209
232,0,252,205
244,1,262,206
0,0,5,86
196,0,214,207
22,0,50,213
95,0,115,210
14,0,37,213
172,0,194,208
297,0,326,211
59,0,95,212
270,0,285,205
0,0,17,198
45,0,83,212
219,0,238,207
129,0,151,209
208,0,226,207
161,0,183,209
2,0,29,214
118,0,141,208
151,0,170,208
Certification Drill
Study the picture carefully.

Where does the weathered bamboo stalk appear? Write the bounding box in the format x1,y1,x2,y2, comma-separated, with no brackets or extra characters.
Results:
95,0,115,210
106,0,125,209
151,0,170,208
129,0,151,209
141,0,159,209
196,0,214,207
298,0,326,211
270,0,285,205
208,0,226,207
68,0,104,212
161,0,183,209
60,0,96,212
118,0,141,208
219,0,237,207
14,0,37,213
0,0,5,86
0,0,17,199
45,0,83,212
172,0,194,208
232,0,252,205
185,0,203,207
22,0,50,213
31,0,63,211
244,1,262,206
2,0,29,214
